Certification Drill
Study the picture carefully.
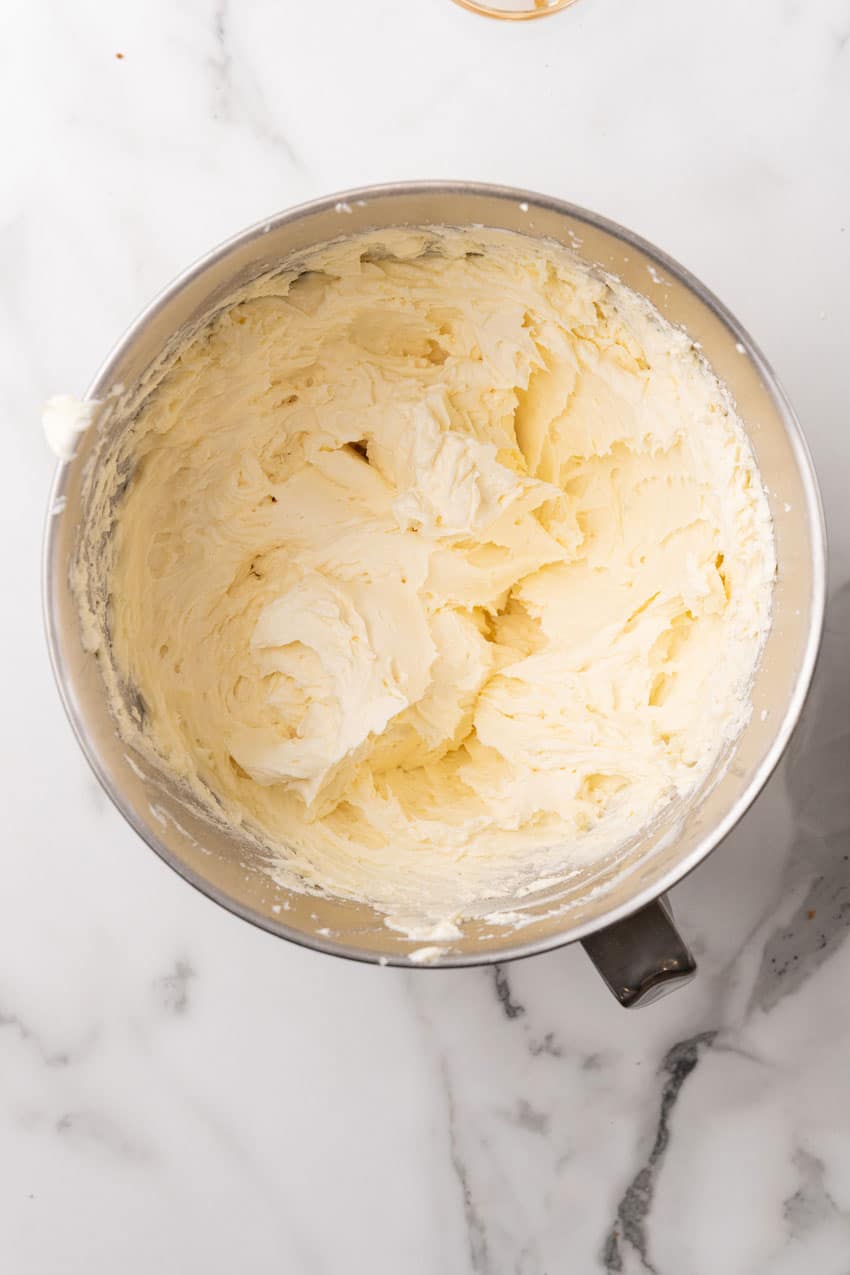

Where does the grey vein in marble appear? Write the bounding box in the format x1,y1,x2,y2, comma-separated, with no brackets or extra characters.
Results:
782,1149,846,1237
0,1005,72,1069
55,1110,155,1164
154,958,196,1015
602,1032,717,1274
492,964,526,1021
208,0,306,174
504,1098,550,1136
750,583,850,1013
528,1031,563,1058
444,1057,490,1274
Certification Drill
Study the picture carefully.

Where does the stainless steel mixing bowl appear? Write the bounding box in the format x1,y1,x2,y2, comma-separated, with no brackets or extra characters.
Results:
43,182,826,1004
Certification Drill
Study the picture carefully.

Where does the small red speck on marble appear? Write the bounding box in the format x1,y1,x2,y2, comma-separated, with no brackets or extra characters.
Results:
807,909,816,920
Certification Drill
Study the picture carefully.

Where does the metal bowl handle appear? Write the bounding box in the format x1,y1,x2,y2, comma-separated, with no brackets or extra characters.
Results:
581,897,696,1007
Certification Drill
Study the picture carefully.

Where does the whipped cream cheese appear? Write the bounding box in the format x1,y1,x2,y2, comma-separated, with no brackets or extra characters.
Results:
79,228,775,922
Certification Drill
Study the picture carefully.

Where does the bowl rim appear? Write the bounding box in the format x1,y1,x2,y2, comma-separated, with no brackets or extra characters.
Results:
42,179,828,968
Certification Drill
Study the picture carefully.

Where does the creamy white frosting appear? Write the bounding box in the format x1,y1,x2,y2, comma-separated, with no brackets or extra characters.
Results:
43,394,99,460
80,228,775,925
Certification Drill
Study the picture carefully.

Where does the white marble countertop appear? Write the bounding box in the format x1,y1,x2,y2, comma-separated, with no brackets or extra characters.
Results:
4,0,850,1270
